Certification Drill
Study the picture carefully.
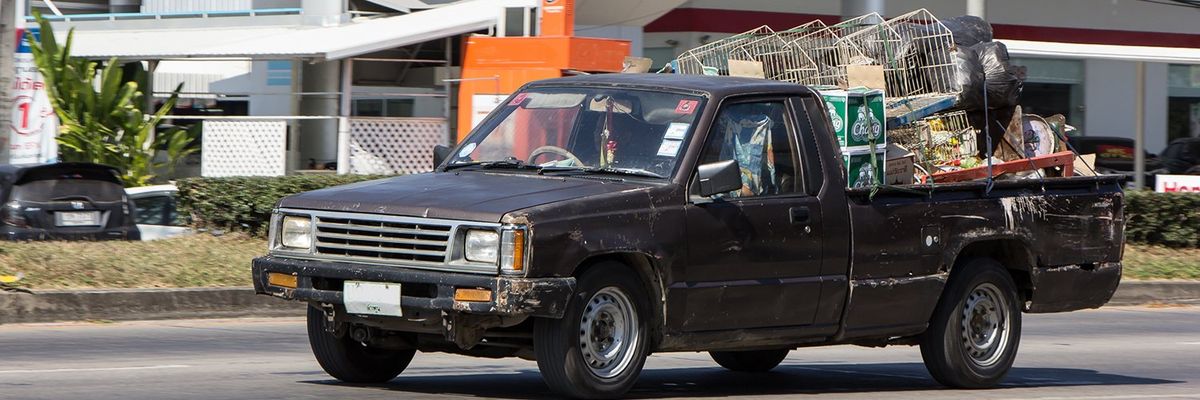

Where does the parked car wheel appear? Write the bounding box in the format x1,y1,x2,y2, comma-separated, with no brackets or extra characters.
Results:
306,306,415,383
920,258,1022,388
710,349,790,372
534,262,651,399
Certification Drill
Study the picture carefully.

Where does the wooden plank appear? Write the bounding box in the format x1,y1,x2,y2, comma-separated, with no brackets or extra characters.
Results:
926,151,1076,183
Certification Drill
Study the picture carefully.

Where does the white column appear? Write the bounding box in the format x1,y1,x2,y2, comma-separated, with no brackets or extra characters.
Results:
967,0,986,19
1135,61,1146,190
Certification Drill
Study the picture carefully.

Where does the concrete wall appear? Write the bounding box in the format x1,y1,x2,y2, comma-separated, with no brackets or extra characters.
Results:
1084,60,1169,153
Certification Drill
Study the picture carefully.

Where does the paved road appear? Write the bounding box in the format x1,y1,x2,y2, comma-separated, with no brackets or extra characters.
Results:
1,306,1198,400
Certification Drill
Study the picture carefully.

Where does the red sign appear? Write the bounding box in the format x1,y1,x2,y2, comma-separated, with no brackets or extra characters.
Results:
675,99,699,115
1156,175,1200,193
508,93,528,106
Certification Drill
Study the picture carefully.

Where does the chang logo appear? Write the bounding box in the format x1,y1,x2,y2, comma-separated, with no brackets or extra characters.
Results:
868,107,881,140
827,102,843,132
852,108,868,142
854,163,876,187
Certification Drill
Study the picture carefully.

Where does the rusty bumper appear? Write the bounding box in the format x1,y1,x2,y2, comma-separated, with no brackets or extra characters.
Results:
1027,261,1123,313
252,256,575,319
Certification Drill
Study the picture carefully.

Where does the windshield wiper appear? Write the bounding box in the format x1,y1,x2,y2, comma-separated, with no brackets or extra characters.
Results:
444,157,539,171
540,166,665,179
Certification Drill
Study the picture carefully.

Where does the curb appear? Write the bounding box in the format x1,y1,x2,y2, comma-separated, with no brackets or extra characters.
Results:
1107,280,1200,306
0,287,304,324
1,280,1197,324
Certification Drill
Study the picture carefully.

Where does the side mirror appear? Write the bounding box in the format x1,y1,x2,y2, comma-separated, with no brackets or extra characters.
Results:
696,159,742,197
433,145,452,170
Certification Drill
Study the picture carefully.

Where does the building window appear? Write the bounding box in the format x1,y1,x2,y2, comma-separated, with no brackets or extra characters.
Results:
1011,57,1085,131
352,99,415,117
1168,64,1200,143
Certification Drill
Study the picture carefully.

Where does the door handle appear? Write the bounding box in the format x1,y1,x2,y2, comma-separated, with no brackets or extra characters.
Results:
789,206,810,225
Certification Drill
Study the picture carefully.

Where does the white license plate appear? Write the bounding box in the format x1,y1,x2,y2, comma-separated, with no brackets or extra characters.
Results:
343,281,402,317
56,211,100,227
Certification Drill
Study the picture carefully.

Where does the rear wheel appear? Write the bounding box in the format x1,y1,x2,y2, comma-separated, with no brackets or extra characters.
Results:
306,306,416,383
920,258,1022,388
710,349,790,372
534,262,651,399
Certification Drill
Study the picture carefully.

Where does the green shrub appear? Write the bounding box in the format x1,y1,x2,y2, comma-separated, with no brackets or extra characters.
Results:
177,174,390,236
1124,190,1200,248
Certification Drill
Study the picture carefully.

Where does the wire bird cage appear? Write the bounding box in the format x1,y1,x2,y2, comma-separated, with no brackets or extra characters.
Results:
673,26,819,83
890,111,978,164
835,9,959,98
781,15,881,86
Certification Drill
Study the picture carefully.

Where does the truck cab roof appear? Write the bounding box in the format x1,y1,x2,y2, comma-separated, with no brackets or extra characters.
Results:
525,73,818,98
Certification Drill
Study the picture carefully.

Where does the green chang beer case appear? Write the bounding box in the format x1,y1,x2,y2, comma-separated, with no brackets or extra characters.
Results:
820,88,885,150
843,147,886,188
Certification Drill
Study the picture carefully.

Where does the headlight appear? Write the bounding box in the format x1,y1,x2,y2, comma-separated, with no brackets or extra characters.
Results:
280,216,313,249
464,229,499,263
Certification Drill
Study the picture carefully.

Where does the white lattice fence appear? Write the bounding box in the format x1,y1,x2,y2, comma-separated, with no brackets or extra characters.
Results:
348,118,449,175
201,120,288,177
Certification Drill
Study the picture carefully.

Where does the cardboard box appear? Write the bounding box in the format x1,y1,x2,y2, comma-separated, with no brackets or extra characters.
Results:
843,146,885,188
885,143,916,185
820,88,886,150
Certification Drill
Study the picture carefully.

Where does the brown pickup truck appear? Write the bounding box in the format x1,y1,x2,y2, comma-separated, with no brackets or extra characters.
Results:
252,74,1124,399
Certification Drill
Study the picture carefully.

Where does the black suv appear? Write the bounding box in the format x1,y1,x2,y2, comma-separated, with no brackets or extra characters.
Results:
0,163,140,241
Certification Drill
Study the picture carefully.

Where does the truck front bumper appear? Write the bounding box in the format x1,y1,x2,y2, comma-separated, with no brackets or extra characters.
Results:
252,256,576,319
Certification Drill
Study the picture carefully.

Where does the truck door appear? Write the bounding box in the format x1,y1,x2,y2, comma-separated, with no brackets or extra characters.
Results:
680,98,826,331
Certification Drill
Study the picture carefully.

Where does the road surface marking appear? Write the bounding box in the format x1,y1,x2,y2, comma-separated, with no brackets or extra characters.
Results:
996,395,1200,400
0,365,190,374
1180,341,1200,345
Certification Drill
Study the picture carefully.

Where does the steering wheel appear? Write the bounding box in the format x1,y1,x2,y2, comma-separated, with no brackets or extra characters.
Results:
528,145,584,166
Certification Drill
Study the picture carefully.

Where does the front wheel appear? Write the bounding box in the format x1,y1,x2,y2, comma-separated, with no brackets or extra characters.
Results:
534,262,651,399
920,258,1022,388
307,306,416,383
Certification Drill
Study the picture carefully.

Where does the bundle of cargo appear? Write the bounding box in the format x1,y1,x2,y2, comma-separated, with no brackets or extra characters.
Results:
671,26,820,83
819,87,887,187
665,10,1084,187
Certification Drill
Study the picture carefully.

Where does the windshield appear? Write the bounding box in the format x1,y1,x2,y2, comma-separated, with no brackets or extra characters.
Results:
449,87,706,178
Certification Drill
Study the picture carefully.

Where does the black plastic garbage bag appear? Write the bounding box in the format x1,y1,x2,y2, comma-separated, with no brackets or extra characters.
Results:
942,15,993,47
976,41,1022,109
953,46,986,111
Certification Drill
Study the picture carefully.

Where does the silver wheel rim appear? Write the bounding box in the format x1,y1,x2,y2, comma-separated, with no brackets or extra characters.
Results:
579,286,640,379
960,282,1011,367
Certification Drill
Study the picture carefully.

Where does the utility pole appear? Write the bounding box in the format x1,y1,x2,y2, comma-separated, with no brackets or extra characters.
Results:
967,0,987,19
0,0,18,163
841,0,884,20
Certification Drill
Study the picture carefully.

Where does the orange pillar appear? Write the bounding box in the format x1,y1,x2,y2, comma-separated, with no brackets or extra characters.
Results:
455,0,630,142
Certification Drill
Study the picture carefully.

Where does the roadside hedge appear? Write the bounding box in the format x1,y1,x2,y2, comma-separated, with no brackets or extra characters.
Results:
1124,191,1200,248
176,175,1200,247
176,174,390,236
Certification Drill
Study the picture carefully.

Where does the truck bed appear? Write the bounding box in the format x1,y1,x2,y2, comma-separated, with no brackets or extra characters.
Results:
836,175,1124,340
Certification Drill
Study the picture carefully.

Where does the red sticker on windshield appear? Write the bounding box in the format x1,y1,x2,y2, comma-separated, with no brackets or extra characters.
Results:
508,93,528,106
675,99,698,115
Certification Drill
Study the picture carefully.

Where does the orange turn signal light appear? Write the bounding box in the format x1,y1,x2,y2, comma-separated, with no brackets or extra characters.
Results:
268,272,298,289
454,288,492,302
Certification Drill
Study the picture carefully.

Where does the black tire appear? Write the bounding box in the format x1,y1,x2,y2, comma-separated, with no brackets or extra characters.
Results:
920,258,1022,388
534,262,652,399
306,306,416,383
710,349,790,372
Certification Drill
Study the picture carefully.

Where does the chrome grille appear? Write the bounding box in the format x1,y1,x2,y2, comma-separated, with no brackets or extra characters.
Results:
314,216,452,264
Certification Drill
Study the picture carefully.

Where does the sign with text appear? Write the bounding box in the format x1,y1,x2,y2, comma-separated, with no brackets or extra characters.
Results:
1156,174,1200,193
7,27,58,165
